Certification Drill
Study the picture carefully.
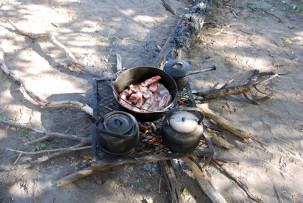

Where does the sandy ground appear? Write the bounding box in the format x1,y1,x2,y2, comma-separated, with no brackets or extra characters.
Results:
0,0,303,202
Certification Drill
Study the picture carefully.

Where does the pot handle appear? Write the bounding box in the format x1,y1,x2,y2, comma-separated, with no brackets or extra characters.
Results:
165,107,205,125
94,118,134,139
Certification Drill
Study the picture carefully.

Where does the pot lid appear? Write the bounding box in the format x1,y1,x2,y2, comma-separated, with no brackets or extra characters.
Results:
168,111,198,134
104,112,133,134
164,59,191,78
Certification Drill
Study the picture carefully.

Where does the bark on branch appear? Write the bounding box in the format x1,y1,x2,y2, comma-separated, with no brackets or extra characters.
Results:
155,0,212,69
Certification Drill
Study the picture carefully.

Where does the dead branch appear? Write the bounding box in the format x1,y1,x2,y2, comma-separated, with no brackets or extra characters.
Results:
194,70,282,104
212,158,262,202
209,131,234,149
0,120,91,171
6,146,91,155
0,48,93,116
159,161,184,203
0,119,91,145
2,17,104,76
182,158,227,203
0,142,87,171
57,167,93,187
161,0,178,16
155,0,212,69
197,103,266,147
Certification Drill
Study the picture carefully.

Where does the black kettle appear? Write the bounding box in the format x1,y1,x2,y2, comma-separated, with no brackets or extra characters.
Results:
162,107,204,153
94,111,139,156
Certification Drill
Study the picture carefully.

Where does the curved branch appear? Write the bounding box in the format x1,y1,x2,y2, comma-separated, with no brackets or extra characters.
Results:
6,146,91,155
0,119,91,145
2,17,104,76
0,48,93,116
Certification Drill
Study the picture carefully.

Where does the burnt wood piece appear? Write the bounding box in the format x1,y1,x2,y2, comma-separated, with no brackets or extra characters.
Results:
154,0,212,69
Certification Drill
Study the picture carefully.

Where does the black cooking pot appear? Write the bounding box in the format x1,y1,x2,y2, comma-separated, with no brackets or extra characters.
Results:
112,66,178,122
164,60,191,91
94,111,139,156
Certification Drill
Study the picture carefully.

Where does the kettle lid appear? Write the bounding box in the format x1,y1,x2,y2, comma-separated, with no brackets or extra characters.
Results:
104,111,134,134
168,111,198,134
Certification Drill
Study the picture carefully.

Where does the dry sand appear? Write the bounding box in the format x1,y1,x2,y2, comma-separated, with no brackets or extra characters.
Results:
1,0,303,202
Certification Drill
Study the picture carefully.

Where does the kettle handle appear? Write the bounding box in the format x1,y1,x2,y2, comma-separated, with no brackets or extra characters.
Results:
165,107,205,125
94,117,134,139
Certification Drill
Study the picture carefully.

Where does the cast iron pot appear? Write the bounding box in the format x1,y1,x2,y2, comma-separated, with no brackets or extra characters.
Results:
112,66,178,122
162,107,205,153
164,60,191,91
94,111,139,156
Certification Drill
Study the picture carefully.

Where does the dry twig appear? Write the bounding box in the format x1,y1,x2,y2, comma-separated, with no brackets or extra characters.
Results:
57,167,93,187
2,17,104,76
6,146,91,155
212,158,262,202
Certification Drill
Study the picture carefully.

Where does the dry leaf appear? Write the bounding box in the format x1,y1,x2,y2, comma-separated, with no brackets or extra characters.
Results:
289,25,298,29
84,155,91,160
284,38,292,44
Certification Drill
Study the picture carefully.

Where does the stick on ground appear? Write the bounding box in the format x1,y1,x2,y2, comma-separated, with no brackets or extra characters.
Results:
197,103,266,147
182,158,227,203
212,158,262,202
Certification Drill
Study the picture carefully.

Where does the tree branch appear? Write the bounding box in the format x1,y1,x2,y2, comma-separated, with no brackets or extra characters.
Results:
0,48,93,116
2,17,104,76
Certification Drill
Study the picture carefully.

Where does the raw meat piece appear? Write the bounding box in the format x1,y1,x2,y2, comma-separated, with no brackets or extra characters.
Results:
120,89,132,100
158,84,170,96
159,94,172,110
130,84,147,93
141,76,161,87
119,75,172,112
149,82,159,92
136,96,144,108
142,90,153,99
129,92,142,104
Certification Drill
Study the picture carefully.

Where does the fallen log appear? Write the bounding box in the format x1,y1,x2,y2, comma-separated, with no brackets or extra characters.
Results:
154,0,212,69
182,158,227,203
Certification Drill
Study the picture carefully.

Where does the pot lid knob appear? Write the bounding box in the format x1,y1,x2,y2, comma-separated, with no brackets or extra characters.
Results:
168,111,198,134
164,59,191,78
104,112,134,134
